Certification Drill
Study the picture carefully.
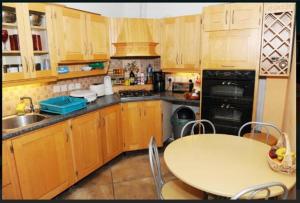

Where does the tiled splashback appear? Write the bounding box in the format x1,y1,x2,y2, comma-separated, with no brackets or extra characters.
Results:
3,58,201,116
2,76,104,117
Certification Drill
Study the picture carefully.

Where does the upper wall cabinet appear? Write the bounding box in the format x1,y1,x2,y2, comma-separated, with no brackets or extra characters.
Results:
259,3,295,76
51,6,110,63
161,15,201,72
2,3,56,84
203,3,263,31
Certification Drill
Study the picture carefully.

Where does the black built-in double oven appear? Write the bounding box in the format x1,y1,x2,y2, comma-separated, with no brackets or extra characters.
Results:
201,70,255,135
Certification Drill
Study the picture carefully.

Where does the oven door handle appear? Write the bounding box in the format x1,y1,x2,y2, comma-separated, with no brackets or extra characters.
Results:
227,81,239,86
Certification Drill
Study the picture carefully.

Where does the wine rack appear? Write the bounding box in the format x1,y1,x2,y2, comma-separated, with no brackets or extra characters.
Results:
260,3,295,76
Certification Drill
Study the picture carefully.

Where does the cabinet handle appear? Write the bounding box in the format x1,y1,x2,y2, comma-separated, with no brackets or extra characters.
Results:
31,57,35,72
225,10,228,24
176,53,178,64
102,117,105,127
144,109,146,116
90,43,93,55
65,129,69,142
258,6,262,25
23,56,28,72
232,10,234,24
181,54,183,64
139,108,142,118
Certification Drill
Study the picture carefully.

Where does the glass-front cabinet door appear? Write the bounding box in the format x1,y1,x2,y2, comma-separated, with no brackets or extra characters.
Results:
2,3,30,82
24,3,55,78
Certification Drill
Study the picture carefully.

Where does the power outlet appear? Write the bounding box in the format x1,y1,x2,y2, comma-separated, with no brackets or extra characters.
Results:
60,84,68,92
167,77,173,83
53,85,60,93
75,83,81,89
68,83,75,91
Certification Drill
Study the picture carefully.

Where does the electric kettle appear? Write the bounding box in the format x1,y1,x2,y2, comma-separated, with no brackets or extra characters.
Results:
104,76,113,95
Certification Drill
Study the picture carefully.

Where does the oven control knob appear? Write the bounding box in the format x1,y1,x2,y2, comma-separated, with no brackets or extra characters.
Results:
221,104,225,108
222,81,226,85
226,104,230,109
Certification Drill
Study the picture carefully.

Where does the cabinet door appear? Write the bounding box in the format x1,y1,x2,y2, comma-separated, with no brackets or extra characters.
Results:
202,31,228,68
142,101,163,147
100,105,123,163
122,102,144,151
2,3,31,82
22,3,56,79
55,7,86,61
203,4,230,31
229,3,262,30
180,15,201,70
225,29,260,68
71,112,100,181
86,14,110,60
161,17,180,70
12,122,73,199
2,140,22,199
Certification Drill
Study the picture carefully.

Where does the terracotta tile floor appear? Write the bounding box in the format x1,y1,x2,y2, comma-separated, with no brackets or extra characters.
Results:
55,148,296,200
55,149,176,200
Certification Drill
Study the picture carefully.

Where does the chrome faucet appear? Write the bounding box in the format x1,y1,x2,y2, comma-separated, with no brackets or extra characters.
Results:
20,97,34,113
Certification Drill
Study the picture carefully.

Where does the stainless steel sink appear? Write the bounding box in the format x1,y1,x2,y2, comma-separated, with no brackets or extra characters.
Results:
2,113,48,131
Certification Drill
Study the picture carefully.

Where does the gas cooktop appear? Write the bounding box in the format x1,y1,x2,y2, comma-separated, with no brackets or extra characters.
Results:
119,90,154,98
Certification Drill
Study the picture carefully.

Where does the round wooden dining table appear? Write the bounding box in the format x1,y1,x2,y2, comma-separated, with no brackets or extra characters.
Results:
164,134,296,199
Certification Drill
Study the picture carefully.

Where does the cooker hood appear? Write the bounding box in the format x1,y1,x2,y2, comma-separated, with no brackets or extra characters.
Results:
112,19,159,57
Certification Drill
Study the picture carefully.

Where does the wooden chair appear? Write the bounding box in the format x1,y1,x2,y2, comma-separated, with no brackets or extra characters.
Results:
238,122,282,146
231,182,288,200
148,136,205,199
180,119,216,138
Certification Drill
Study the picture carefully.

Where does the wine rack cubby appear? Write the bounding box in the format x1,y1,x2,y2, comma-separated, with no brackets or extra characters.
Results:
260,3,295,76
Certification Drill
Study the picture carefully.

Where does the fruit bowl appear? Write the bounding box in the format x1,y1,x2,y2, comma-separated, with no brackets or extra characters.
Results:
267,133,296,175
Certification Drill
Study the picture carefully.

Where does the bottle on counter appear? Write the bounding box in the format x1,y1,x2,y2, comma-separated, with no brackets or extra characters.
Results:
140,72,145,85
130,70,135,85
189,79,194,92
146,64,153,84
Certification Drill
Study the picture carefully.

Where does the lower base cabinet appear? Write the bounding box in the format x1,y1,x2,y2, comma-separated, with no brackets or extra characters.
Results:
122,100,163,151
2,102,163,199
11,122,74,199
70,111,102,181
100,104,123,163
2,141,22,199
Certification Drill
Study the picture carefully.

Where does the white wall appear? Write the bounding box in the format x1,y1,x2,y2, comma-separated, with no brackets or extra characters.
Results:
59,3,219,18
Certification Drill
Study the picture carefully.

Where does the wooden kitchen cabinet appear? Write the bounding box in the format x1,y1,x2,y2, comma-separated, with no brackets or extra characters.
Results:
99,105,123,163
203,3,262,31
161,15,201,72
2,3,56,85
122,101,162,151
85,14,110,60
202,26,261,69
11,122,74,199
70,111,101,181
2,140,22,199
203,4,230,31
52,6,110,63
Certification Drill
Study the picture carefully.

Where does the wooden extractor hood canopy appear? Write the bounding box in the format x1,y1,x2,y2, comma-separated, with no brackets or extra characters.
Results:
112,18,159,57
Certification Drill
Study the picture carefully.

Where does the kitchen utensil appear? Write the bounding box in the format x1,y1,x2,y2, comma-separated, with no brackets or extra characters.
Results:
70,89,97,103
89,83,105,97
57,66,69,74
81,66,92,71
29,13,43,26
42,59,50,70
2,30,8,50
2,11,16,23
32,34,42,50
104,76,113,95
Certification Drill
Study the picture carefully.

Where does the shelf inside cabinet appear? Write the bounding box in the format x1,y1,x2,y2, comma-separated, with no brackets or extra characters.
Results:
33,51,48,55
2,23,18,28
31,26,46,31
2,50,21,55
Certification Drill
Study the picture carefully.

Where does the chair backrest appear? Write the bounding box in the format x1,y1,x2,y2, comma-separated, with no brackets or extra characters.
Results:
148,136,164,199
180,119,216,138
238,121,282,144
231,182,288,200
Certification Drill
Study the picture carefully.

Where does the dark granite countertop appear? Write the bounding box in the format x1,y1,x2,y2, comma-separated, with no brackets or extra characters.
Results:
2,91,200,140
